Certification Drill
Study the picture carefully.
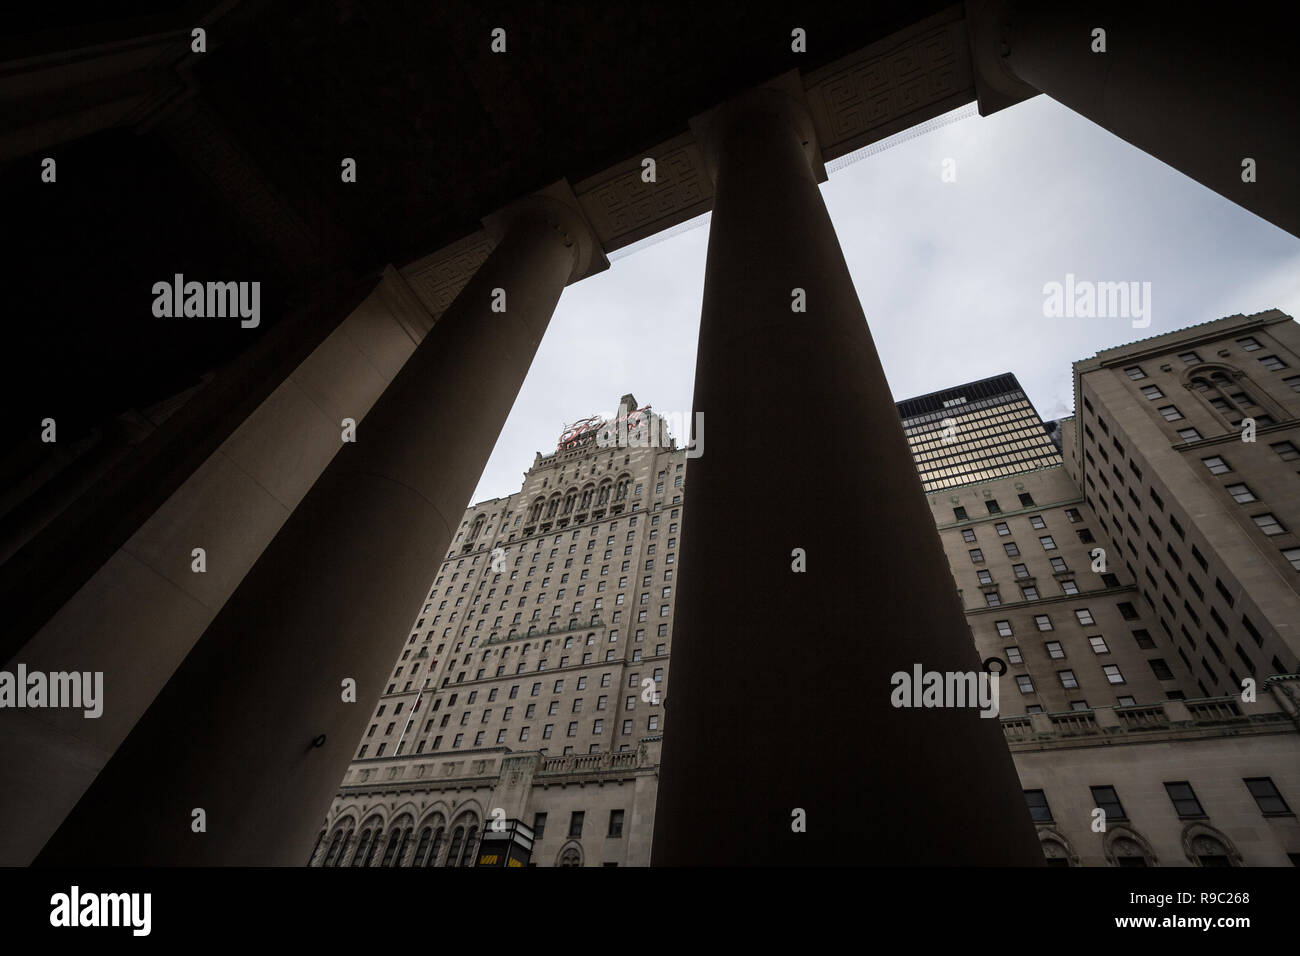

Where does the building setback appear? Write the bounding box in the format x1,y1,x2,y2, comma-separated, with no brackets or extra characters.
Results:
314,312,1300,867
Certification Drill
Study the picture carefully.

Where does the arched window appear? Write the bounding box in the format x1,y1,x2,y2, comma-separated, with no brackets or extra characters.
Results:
1190,833,1234,866
528,499,544,523
615,478,629,501
412,827,433,867
351,827,374,867
563,491,577,514
443,827,465,867
559,847,582,867
427,826,445,867
546,496,561,519
323,823,353,866
597,483,611,506
380,828,403,866
580,486,594,510
460,825,479,867
309,830,326,866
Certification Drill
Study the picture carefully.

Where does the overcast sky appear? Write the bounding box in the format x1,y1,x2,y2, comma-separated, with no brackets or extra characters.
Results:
470,94,1300,503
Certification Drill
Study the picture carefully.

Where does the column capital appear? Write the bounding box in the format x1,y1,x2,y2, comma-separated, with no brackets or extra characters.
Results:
964,0,1039,116
688,71,827,186
482,179,609,285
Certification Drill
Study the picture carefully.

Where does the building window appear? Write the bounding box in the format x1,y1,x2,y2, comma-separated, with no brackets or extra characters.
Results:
977,570,993,585
1283,547,1300,571
1236,335,1262,351
1075,608,1096,626
1058,670,1078,689
1202,456,1231,475
1252,513,1286,536
1226,483,1256,503
985,591,1001,607
608,809,625,837
1034,614,1053,631
1045,641,1065,659
961,528,977,543
1029,515,1046,530
1061,579,1079,595
994,522,1010,536
1005,646,1023,664
1177,426,1202,441
1024,790,1053,822
569,811,585,838
1124,366,1147,380
969,548,984,563
1149,658,1174,680
986,500,1001,514
1088,635,1110,654
995,620,1013,637
954,506,968,520
1243,777,1292,815
1004,542,1021,557
1102,665,1125,684
1158,405,1184,422
1018,492,1035,507
1039,535,1057,551
1272,441,1299,461
1164,781,1206,818
1090,785,1127,821
1064,508,1082,523
1258,354,1288,371
1021,585,1039,601
1178,351,1202,365
1140,385,1163,400
1016,675,1035,694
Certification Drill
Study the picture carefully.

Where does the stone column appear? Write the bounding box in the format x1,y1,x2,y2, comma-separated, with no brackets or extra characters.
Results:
35,184,605,866
969,0,1298,237
651,81,1043,865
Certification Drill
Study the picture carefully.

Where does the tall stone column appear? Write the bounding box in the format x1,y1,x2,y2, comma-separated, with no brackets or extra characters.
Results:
969,0,1299,238
651,81,1043,865
36,184,605,866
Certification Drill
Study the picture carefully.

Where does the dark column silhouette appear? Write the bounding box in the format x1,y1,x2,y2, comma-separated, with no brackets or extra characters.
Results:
984,1,1298,237
37,200,595,865
652,85,1044,865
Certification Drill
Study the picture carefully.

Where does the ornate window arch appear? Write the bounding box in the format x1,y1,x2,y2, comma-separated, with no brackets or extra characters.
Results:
382,813,415,866
556,841,583,867
468,513,487,541
1036,827,1079,867
1182,822,1243,866
1103,825,1157,866
321,817,356,867
597,481,612,507
443,826,465,867
1183,362,1281,430
562,489,578,514
528,498,545,523
460,824,480,867
351,812,385,867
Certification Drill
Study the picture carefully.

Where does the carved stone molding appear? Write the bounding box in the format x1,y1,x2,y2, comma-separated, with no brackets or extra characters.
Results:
804,13,976,162
573,132,713,253
398,231,495,318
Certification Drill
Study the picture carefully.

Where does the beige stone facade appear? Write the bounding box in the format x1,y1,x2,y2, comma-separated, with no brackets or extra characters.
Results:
312,396,685,866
